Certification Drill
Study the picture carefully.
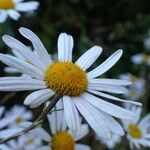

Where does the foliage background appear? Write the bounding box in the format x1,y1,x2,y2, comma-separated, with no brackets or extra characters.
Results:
0,0,150,149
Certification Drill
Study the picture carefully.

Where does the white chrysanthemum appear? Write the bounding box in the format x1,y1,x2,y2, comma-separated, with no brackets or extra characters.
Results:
122,106,150,149
120,73,145,99
98,133,121,149
0,128,47,150
39,101,90,150
3,105,33,128
0,27,142,138
0,0,39,23
131,53,150,66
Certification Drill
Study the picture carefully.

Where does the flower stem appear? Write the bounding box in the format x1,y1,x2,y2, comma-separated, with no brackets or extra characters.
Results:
0,94,62,144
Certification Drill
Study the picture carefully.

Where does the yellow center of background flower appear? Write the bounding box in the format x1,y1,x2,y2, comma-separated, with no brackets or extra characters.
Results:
44,62,88,96
0,0,14,9
51,131,75,150
128,124,142,139
15,117,23,124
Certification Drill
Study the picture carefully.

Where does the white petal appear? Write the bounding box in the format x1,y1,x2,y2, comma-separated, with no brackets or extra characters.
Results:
0,54,44,79
75,144,91,150
73,124,89,141
2,35,46,71
19,27,52,66
89,78,132,86
82,92,135,119
139,114,150,128
63,96,80,131
88,83,128,94
7,10,20,20
0,77,46,91
0,107,5,118
88,90,142,106
0,11,7,23
76,46,102,70
24,89,55,108
58,33,73,61
0,128,23,138
99,110,124,136
74,98,110,138
15,2,39,12
87,49,123,79
4,67,19,73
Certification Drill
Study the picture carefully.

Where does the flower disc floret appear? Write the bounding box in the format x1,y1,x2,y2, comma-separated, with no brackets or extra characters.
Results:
128,124,142,139
51,131,75,150
0,0,14,9
44,62,88,96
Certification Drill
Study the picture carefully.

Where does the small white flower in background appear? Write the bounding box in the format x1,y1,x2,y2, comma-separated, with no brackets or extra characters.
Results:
0,128,46,150
120,73,145,99
131,53,150,66
98,133,121,149
0,27,142,139
122,106,150,149
4,105,33,128
0,0,39,23
0,106,28,139
40,101,90,150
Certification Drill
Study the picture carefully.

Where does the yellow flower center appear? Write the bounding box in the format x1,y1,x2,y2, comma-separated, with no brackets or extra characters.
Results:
128,124,142,139
143,54,150,63
27,139,34,145
51,131,75,150
15,117,23,124
0,0,15,9
44,62,88,96
130,75,138,83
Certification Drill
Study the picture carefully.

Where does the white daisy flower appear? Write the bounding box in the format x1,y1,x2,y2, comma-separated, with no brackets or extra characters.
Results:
122,106,150,149
120,73,145,99
40,101,90,150
0,127,47,150
0,0,39,23
0,106,27,139
0,27,142,138
4,105,33,128
131,53,150,66
98,133,121,149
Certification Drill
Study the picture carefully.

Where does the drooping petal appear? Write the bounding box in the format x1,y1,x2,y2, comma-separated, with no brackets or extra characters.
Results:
63,96,80,131
82,92,135,119
24,89,55,108
74,98,110,138
75,144,91,150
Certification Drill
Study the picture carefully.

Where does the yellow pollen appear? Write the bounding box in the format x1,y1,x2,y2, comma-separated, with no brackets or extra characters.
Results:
130,75,138,83
51,131,75,150
128,124,142,139
0,0,15,9
27,139,34,145
15,117,23,124
143,54,150,63
44,62,88,96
